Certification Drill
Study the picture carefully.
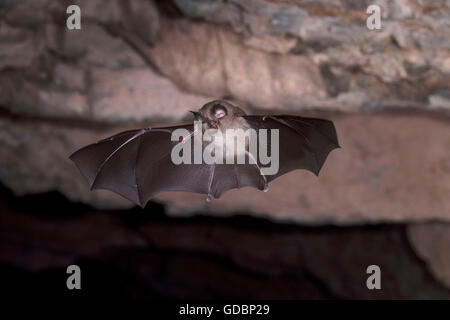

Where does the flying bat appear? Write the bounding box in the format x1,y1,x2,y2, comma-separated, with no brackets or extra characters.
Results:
70,100,339,207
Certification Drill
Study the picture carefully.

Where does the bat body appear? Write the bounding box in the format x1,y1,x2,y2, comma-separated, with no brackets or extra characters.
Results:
70,100,339,207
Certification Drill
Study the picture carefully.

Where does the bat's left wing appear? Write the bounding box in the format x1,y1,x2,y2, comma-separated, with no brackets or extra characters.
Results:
243,115,340,182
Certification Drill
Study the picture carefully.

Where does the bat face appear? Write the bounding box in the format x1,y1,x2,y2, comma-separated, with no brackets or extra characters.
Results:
69,99,340,206
197,100,252,161
198,100,247,130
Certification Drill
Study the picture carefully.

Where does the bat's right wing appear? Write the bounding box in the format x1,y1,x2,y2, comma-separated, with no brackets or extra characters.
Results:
70,124,213,207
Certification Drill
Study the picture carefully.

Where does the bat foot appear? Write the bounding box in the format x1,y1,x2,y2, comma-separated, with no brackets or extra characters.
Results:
263,183,269,192
206,194,212,202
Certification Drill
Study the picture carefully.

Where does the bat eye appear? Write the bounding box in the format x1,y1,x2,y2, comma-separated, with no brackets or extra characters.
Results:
212,104,227,119
215,109,226,119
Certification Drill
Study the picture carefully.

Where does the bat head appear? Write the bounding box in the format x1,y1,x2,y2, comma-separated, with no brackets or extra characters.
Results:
198,100,247,129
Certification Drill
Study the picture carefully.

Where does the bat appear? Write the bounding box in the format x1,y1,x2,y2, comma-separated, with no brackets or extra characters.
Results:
70,100,339,207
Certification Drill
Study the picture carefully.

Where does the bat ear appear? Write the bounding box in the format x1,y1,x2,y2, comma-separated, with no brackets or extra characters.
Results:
190,111,203,121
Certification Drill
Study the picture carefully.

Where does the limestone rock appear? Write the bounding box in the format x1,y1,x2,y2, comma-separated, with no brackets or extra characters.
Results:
90,67,213,122
149,19,327,109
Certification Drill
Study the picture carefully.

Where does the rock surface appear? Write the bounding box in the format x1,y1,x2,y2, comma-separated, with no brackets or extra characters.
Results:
0,1,449,223
1,0,449,121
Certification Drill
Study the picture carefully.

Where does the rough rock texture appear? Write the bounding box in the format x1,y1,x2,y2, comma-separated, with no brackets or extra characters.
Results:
167,0,450,111
1,0,449,120
0,0,209,120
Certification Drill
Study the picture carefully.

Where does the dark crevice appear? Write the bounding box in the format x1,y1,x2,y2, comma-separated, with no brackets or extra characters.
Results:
1,183,449,299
